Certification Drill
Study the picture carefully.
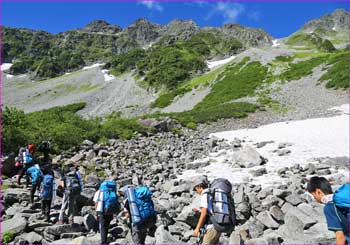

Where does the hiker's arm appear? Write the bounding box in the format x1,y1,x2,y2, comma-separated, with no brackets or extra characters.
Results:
335,231,346,245
193,207,207,236
61,180,64,189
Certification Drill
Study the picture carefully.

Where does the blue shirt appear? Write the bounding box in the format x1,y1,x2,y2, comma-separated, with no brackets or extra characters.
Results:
324,202,349,243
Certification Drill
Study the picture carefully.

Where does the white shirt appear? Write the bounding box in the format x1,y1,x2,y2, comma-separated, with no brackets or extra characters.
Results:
200,189,214,230
93,190,104,213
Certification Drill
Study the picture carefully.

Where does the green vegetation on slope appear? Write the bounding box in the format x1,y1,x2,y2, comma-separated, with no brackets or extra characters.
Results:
2,104,152,154
320,51,350,89
286,33,336,53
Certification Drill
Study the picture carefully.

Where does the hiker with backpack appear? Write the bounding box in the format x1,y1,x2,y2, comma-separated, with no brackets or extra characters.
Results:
57,166,83,224
119,184,157,244
37,140,51,164
192,176,236,244
16,143,35,187
39,171,55,222
307,176,349,244
94,180,121,244
26,164,43,209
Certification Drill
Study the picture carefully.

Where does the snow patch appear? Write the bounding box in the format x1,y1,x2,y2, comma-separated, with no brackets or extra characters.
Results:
179,104,350,187
272,39,280,47
82,63,105,70
332,26,337,31
206,56,236,69
101,69,115,82
1,63,13,71
6,74,14,79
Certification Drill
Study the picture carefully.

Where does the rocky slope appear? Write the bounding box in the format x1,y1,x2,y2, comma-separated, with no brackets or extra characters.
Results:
2,120,348,244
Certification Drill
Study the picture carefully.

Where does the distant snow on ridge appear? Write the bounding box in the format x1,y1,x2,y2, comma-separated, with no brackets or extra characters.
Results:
206,56,236,69
82,63,105,70
272,39,280,47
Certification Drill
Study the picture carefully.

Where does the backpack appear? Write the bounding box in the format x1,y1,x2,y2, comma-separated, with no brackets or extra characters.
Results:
38,141,51,153
208,178,236,234
65,171,81,196
333,183,350,233
18,147,33,167
27,166,43,185
40,174,54,200
100,181,121,215
129,186,156,226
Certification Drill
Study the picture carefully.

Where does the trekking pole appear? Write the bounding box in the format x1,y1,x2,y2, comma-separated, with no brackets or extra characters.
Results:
195,228,205,245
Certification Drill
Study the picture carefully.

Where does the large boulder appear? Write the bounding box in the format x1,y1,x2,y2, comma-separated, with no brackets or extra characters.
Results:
14,232,43,244
4,188,30,206
256,211,280,229
2,153,16,177
232,145,266,168
155,225,182,244
176,195,201,227
2,215,27,235
78,188,96,206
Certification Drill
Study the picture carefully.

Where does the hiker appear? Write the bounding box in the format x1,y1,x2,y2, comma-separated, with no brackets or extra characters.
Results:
26,164,43,209
57,166,83,224
307,176,350,245
16,143,35,186
39,171,55,222
94,180,121,244
37,140,51,164
119,183,157,244
192,176,235,244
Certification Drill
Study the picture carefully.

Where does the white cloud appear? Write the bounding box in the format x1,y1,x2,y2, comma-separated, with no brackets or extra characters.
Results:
139,0,163,12
206,2,245,23
248,10,260,21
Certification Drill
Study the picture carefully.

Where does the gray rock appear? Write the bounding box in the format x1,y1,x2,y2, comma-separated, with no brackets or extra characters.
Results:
232,145,266,168
269,206,284,222
303,223,336,244
61,232,84,239
285,193,303,206
168,184,190,195
273,188,291,199
245,238,269,244
277,149,291,156
2,215,27,235
285,207,317,230
151,164,163,173
71,153,85,162
155,225,181,244
98,149,109,157
256,211,280,229
79,188,96,206
251,167,267,177
281,202,294,214
185,160,210,170
85,149,96,161
176,195,201,227
4,188,30,206
82,139,94,147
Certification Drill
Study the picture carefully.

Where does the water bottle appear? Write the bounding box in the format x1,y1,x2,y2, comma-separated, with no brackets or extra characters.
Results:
126,186,141,224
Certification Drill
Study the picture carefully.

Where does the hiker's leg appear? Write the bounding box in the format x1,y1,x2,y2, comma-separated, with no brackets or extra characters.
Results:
30,182,37,204
99,215,112,244
67,195,77,223
202,228,221,244
58,193,69,222
131,224,147,245
17,168,25,185
45,199,52,222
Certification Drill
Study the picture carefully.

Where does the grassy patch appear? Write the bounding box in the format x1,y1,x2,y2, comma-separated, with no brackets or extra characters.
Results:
286,33,336,53
2,231,14,244
150,87,190,108
195,57,266,110
79,82,99,92
274,55,294,63
319,51,350,89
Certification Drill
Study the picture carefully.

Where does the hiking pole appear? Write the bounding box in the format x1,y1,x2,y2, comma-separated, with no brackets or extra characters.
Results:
195,228,206,245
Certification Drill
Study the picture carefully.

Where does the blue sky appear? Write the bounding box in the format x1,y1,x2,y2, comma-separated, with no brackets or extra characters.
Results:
2,1,349,38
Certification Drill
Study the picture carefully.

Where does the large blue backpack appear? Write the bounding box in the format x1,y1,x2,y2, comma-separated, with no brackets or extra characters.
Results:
333,183,350,233
134,186,156,224
100,181,120,215
40,174,54,200
18,147,33,168
27,166,43,185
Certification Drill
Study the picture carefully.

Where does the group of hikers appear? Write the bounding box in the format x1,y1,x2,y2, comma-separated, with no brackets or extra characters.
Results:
14,142,350,244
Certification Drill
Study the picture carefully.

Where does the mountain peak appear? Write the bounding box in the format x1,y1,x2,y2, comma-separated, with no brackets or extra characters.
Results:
300,8,348,33
81,19,122,33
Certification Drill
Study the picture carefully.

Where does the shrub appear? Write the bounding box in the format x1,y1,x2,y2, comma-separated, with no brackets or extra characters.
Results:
2,231,14,244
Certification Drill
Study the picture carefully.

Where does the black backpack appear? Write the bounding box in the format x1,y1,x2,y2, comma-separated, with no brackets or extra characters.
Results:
208,178,236,234
38,141,51,153
65,171,81,196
